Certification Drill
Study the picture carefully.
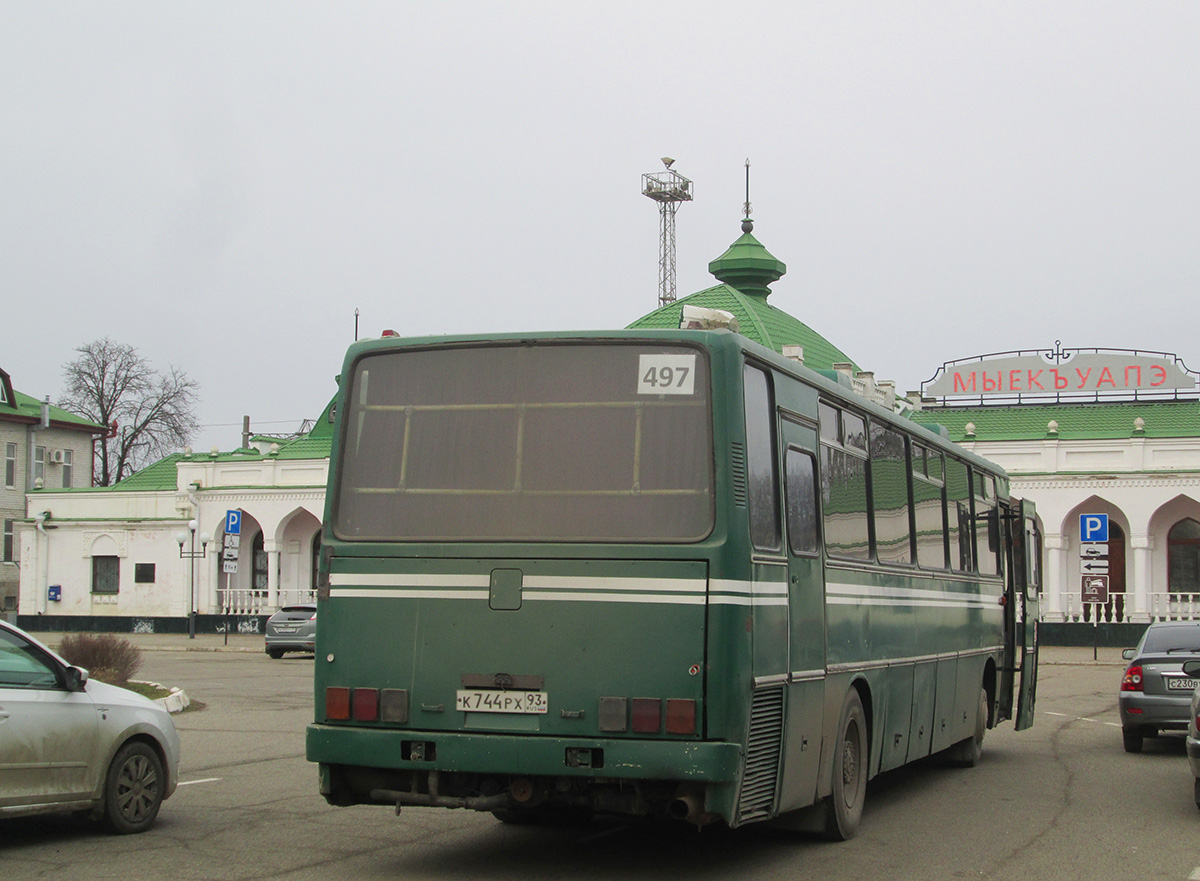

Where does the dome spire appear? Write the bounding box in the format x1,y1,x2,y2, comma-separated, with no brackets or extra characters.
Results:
708,159,785,299
742,157,753,232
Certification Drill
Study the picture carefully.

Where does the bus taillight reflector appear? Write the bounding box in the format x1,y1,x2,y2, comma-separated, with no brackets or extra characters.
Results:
665,699,696,734
631,698,661,733
353,688,380,721
326,687,351,720
598,697,627,732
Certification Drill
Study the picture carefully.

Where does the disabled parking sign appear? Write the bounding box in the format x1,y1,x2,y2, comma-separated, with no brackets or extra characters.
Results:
1079,513,1108,543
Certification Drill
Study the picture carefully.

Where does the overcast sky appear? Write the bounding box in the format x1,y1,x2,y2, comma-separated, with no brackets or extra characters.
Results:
3,2,1198,454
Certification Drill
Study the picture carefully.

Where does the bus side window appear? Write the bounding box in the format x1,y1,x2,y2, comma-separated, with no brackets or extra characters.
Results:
973,472,1000,576
869,423,912,565
743,364,780,552
945,457,973,572
913,443,947,570
785,448,819,556
819,402,871,562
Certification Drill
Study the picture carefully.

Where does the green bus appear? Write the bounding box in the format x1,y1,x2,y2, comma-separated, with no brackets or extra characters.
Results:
306,328,1040,839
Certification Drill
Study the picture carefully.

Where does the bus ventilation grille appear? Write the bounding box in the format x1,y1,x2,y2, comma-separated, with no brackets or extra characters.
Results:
736,685,784,823
730,442,747,507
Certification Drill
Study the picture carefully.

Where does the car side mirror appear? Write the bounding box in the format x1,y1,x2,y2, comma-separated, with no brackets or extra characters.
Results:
1122,648,1136,660
63,665,90,692
1183,660,1200,677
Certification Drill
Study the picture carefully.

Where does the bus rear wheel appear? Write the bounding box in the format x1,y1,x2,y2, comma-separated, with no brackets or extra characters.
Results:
824,688,867,841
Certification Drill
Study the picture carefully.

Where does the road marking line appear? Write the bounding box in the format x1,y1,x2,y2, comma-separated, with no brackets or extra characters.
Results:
178,777,221,786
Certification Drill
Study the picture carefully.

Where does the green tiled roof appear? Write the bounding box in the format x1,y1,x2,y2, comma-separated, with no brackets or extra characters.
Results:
0,387,104,432
106,454,186,492
910,400,1200,442
52,400,337,494
628,283,858,372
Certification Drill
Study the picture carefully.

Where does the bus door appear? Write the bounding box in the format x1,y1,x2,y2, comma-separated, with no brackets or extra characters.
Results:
1014,500,1040,730
999,499,1018,723
776,416,826,812
1001,498,1040,730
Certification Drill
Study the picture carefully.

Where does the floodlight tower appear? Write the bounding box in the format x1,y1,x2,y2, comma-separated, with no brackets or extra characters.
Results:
642,157,693,308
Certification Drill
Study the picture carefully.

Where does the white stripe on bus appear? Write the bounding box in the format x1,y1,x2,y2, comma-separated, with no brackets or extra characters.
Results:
327,577,995,609
330,573,490,587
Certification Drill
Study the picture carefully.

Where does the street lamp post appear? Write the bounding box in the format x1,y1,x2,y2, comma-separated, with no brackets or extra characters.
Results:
176,519,211,639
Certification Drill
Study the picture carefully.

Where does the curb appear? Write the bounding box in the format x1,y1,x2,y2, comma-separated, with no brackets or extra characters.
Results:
132,680,192,714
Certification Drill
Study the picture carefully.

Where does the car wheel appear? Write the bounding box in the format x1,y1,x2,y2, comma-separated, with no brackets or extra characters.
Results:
1194,777,1200,810
267,648,285,659
824,688,867,841
103,741,166,834
1121,726,1144,753
947,687,988,767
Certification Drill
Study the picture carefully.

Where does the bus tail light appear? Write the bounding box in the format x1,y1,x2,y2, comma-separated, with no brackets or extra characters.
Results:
665,699,696,734
631,698,662,733
1121,666,1144,692
326,687,351,720
353,688,380,721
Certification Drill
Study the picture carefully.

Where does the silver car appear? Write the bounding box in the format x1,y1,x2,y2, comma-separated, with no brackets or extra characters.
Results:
264,603,317,659
0,620,180,833
1119,620,1200,753
1184,659,1200,810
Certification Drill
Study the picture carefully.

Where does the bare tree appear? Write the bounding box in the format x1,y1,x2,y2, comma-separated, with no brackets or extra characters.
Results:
59,339,201,486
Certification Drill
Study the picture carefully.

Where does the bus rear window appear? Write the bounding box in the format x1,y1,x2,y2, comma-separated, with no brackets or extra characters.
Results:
333,343,713,542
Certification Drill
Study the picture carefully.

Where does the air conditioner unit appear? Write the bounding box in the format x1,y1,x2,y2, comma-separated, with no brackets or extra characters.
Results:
50,449,65,464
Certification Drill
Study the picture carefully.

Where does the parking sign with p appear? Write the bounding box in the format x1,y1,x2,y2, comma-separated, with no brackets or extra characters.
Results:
1080,513,1108,544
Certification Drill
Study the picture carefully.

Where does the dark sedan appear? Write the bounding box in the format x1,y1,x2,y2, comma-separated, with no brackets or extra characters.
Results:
1119,621,1200,753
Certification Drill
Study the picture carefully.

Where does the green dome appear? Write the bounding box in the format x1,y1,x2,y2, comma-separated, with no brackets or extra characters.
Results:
628,219,858,372
707,219,787,299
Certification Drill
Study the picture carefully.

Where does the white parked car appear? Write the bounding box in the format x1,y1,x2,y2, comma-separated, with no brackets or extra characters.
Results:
0,620,180,833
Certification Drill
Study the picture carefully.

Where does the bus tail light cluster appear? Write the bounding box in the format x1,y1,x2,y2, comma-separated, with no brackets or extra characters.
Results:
598,697,695,734
1121,666,1144,692
325,687,410,723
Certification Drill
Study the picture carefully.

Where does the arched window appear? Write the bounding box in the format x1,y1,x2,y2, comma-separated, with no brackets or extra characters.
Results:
310,532,322,594
1167,518,1200,601
252,533,269,596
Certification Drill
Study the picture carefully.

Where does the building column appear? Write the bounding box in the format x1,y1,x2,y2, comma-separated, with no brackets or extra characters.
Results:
1130,534,1152,623
207,553,221,616
266,542,281,608
1044,533,1065,622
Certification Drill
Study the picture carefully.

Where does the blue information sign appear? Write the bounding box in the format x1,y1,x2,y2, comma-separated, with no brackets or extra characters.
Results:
225,510,242,535
1080,513,1109,543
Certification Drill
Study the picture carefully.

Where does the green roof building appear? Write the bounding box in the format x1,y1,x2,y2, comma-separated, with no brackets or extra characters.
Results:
2,366,104,613
911,348,1200,630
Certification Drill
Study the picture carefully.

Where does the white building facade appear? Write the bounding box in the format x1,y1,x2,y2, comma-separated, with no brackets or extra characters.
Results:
913,346,1200,631
18,429,330,632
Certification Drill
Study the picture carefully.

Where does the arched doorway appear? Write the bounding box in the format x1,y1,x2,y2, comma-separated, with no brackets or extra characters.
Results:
1168,518,1200,608
252,532,269,598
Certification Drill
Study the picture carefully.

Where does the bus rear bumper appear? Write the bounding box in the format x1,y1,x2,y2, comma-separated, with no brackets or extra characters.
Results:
306,723,743,782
